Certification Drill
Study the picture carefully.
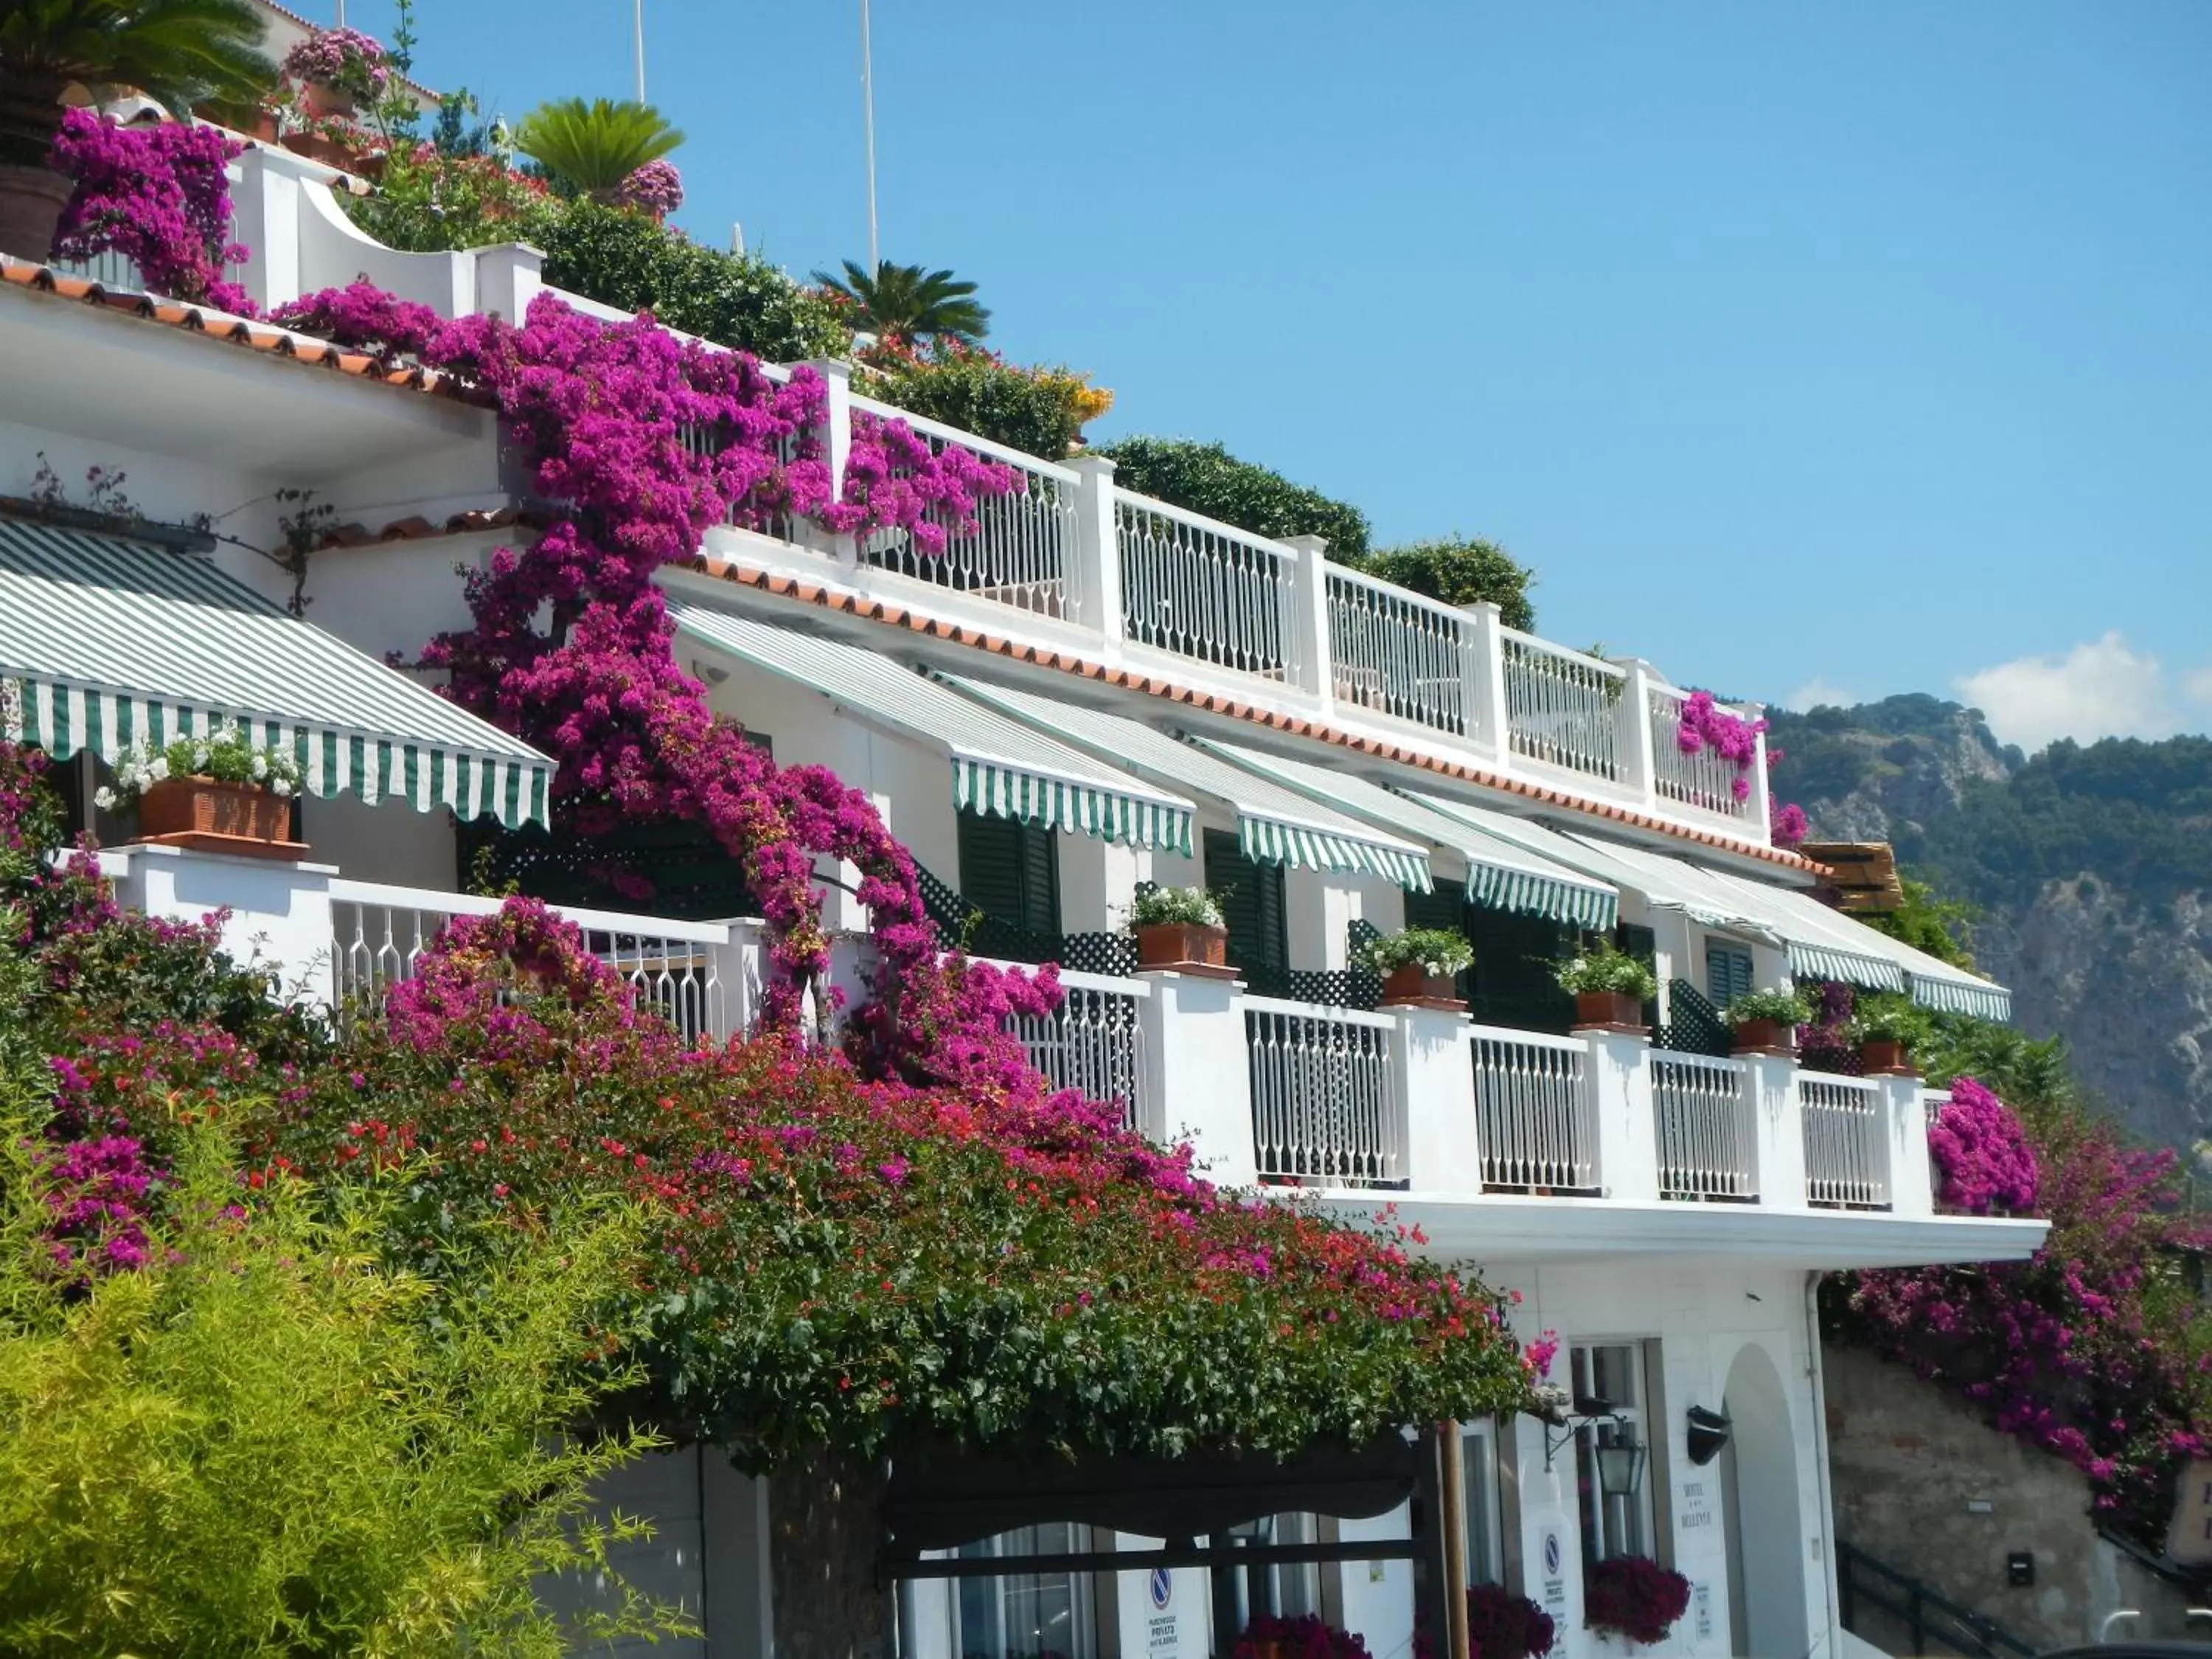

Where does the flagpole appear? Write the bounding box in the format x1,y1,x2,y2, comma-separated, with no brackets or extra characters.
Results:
633,0,647,101
860,0,880,272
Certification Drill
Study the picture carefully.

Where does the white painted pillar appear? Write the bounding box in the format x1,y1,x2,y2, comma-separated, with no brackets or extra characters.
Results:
1619,658,1663,812
1745,1053,1807,1210
805,357,859,571
1068,453,1124,649
230,147,302,313
1283,533,1335,709
1395,1004,1479,1191
1140,970,1255,1184
1581,1026,1658,1202
107,844,337,1009
1883,1074,1935,1217
473,241,544,322
1461,600,1510,756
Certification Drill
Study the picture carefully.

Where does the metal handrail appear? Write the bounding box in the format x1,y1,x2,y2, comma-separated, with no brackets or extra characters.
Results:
1837,1540,2037,1659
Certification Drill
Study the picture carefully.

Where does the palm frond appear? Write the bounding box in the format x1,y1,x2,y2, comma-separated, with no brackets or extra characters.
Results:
806,258,991,344
513,97,684,196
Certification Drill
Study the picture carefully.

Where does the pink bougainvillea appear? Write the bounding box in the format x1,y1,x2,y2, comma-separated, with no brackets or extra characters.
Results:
1770,798,1809,848
281,26,391,97
48,111,254,313
617,159,684,217
1674,689,1767,802
1927,1076,2040,1215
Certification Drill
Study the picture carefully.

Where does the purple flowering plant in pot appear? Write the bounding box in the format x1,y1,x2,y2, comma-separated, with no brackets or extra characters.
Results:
1583,1555,1691,1646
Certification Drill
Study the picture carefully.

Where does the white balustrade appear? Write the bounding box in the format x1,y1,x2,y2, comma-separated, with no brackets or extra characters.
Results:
849,394,1082,621
1470,1026,1597,1192
1325,563,1470,736
1500,630,1629,783
1803,1075,1891,1208
1646,684,1764,825
1243,996,1399,1186
1116,492,1300,681
327,879,734,1045
1650,1051,1757,1200
1010,970,1150,1131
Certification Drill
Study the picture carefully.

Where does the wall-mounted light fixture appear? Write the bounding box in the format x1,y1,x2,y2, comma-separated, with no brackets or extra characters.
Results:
1686,1405,1733,1467
1595,1427,1649,1498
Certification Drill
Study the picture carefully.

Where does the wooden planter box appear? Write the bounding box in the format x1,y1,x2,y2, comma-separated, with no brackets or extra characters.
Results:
1380,964,1466,1012
135,776,305,860
1732,1018,1798,1057
1135,922,1231,975
1573,989,1645,1032
1859,1038,1914,1076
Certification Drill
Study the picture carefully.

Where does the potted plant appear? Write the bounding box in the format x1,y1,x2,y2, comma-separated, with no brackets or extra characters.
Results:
1849,994,1927,1075
97,726,304,858
0,0,275,262
1583,1555,1691,1647
1127,886,1228,973
1556,942,1657,1031
1360,926,1473,1010
1466,1585,1557,1659
1722,986,1813,1056
280,27,391,120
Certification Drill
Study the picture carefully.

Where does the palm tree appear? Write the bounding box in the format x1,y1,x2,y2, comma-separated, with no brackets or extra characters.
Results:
512,97,682,201
812,260,990,346
0,0,276,257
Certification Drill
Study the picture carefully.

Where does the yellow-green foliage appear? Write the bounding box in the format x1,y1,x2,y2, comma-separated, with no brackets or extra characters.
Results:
0,1112,686,1658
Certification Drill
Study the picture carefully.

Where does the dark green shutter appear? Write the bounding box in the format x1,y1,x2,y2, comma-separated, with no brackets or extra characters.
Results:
958,810,1061,937
1466,906,1576,1034
1205,828,1287,986
1705,945,1753,1008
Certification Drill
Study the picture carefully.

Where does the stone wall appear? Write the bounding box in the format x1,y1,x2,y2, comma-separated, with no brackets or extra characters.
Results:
769,1450,895,1659
1823,1342,2201,1652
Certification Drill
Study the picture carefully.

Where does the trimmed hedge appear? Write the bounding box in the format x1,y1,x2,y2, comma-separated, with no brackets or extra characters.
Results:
1096,437,1370,557
1351,535,1537,631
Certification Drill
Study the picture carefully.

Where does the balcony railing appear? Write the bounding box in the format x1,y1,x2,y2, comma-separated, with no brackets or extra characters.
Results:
1471,1026,1596,1193
1245,996,1399,1187
1117,494,1301,683
1500,630,1630,785
1648,684,1765,828
1650,1050,1757,1200
1011,969,1149,1132
1326,564,1472,739
1803,1075,1891,1208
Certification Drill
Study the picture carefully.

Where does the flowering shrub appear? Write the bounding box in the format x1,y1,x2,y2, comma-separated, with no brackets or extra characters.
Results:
1358,928,1475,977
1674,690,1765,802
1234,1615,1371,1659
1722,987,1812,1027
93,725,302,809
1554,942,1656,1000
1927,1075,2039,1214
617,159,684,216
1582,1556,1691,1646
47,111,254,313
1770,798,1809,848
344,142,552,254
857,333,1113,460
1466,1585,1557,1659
281,27,392,100
1128,886,1224,929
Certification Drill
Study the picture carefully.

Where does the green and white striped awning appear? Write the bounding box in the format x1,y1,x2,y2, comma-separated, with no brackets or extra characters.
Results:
665,602,1194,852
0,518,553,827
940,675,1433,891
1192,738,1617,930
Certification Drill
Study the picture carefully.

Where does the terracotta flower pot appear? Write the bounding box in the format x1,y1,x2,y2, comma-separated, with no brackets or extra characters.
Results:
302,81,358,119
0,163,74,263
1135,922,1228,973
1733,1018,1797,1056
1573,989,1644,1030
1380,964,1465,1011
136,776,302,858
1859,1038,1913,1075
280,130,357,170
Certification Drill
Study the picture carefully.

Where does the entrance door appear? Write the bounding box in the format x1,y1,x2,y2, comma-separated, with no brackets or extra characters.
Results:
1720,1343,1809,1659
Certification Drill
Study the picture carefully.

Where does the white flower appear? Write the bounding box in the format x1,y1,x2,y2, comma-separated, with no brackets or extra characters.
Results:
192,745,210,770
94,786,116,810
148,757,170,782
251,754,268,779
271,778,293,798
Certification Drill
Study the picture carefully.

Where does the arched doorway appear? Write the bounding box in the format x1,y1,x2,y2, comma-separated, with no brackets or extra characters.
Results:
1721,1343,1809,1658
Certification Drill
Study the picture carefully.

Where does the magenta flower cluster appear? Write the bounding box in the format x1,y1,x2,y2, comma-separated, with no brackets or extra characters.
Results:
1928,1076,2040,1215
617,159,684,217
1770,798,1810,848
1674,689,1767,802
30,1133,160,1281
281,27,392,96
48,111,254,314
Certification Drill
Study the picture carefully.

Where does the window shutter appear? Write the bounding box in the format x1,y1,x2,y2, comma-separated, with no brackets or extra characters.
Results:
1706,945,1753,1008
1466,906,1576,1034
1017,815,1061,936
1205,828,1287,983
959,810,1064,936
1615,920,1661,1031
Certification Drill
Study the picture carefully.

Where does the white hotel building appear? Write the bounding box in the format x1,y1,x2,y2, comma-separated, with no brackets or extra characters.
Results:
0,142,2044,1659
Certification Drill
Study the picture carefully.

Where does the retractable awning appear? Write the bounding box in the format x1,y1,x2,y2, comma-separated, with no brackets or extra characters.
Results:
0,518,553,827
938,676,1432,891
1191,738,1616,931
667,603,1194,852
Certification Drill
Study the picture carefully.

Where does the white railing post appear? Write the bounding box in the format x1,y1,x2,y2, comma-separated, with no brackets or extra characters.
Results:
1888,1079,1935,1217
1579,1026,1658,1202
1396,1006,1479,1191
1745,1054,1806,1211
1138,970,1256,1185
1068,454,1124,647
473,241,544,323
1283,533,1333,706
1748,707,1774,838
805,357,859,570
1462,601,1509,755
1620,658,1663,811
230,146,302,313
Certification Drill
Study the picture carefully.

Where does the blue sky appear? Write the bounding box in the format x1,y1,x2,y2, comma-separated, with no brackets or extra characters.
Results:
328,1,2211,753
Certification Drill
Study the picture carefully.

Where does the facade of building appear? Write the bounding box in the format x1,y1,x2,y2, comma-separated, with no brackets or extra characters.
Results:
0,143,2047,1659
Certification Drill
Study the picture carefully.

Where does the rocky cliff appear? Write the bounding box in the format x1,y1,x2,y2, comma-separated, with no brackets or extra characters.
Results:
1767,698,2212,1160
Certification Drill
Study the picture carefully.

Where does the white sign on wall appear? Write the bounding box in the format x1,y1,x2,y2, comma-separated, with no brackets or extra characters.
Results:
1539,1526,1568,1616
1677,1477,1716,1538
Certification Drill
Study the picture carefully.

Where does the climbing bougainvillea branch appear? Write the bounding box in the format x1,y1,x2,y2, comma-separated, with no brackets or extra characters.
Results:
48,112,254,314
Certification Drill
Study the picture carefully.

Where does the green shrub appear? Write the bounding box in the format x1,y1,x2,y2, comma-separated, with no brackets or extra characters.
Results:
534,199,849,361
1848,993,1931,1048
1358,927,1475,976
1554,942,1657,1000
1096,437,1370,557
1722,987,1813,1026
343,145,555,254
1349,535,1537,631
1127,886,1224,929
858,339,1108,460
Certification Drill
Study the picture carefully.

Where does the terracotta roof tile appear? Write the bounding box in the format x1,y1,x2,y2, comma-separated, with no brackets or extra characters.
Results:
687,552,1830,877
314,503,544,550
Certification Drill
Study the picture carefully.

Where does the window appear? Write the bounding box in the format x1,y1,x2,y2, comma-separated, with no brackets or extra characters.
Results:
958,810,1062,939
900,1524,1100,1659
1204,829,1287,984
1461,1419,1507,1587
1225,1513,1324,1627
1705,944,1753,1008
1573,1343,1656,1571
1464,907,1576,1033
